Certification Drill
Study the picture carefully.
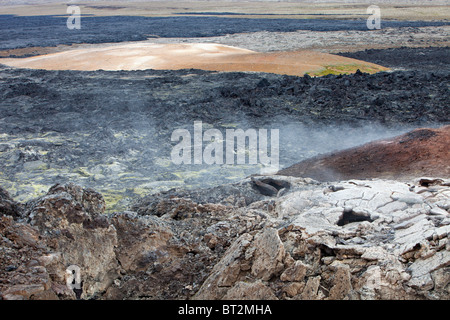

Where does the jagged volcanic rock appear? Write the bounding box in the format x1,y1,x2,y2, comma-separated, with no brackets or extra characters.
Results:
1,176,449,300
0,186,22,218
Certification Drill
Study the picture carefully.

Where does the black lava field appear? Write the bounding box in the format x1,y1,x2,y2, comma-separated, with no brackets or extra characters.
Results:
0,46,449,210
0,12,449,210
1,14,449,55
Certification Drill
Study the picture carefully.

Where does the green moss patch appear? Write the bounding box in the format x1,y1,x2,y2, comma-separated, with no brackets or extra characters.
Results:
307,64,385,77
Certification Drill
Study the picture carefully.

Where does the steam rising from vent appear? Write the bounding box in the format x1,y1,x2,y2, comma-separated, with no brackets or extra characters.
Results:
275,122,414,170
171,121,279,174
169,120,414,173
0,62,446,212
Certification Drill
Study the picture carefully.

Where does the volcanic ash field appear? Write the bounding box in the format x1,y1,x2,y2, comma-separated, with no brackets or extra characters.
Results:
0,3,449,300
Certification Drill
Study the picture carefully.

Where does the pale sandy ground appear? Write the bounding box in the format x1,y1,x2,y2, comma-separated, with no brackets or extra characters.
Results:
145,25,450,54
1,1,449,21
0,42,388,76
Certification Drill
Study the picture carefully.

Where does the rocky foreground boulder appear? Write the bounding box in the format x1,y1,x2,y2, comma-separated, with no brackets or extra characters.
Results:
0,176,449,300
